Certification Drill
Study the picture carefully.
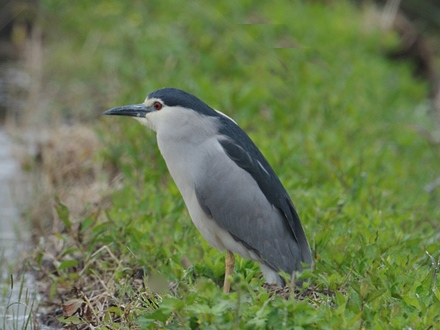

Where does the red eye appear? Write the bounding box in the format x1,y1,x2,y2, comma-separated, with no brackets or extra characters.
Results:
153,101,163,110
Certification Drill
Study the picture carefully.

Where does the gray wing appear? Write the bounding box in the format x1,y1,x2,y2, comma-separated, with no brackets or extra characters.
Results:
194,117,312,273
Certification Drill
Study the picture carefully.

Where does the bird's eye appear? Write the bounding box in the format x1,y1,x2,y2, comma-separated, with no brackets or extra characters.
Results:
153,101,163,110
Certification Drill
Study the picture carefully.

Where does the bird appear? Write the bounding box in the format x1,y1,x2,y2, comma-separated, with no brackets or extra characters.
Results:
103,88,312,293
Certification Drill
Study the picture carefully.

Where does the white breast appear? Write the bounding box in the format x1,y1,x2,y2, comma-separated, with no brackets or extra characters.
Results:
156,123,260,261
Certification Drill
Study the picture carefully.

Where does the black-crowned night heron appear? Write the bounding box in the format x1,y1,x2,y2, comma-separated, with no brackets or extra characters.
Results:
104,88,312,293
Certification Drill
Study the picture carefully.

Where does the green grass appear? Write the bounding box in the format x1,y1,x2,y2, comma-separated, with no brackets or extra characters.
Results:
1,271,35,330
27,0,440,328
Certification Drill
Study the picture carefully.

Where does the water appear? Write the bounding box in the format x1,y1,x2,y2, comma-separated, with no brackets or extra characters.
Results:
0,128,34,329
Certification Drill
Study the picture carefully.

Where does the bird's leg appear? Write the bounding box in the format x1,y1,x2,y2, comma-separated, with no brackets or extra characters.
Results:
223,251,235,294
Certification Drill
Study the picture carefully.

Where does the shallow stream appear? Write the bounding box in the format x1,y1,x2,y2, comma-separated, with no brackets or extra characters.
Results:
0,128,34,329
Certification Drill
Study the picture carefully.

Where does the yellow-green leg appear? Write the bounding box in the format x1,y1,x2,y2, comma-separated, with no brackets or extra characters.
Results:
223,251,235,294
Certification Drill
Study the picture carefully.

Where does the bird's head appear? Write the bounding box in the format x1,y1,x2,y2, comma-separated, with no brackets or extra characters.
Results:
103,88,236,133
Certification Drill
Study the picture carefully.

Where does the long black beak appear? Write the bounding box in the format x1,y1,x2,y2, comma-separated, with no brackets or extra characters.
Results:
103,104,151,118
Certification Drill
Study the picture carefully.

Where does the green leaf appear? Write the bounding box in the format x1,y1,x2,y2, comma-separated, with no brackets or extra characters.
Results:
58,260,79,271
403,294,420,310
434,287,440,301
57,316,82,325
108,306,123,316
80,216,95,232
366,289,387,303
143,308,171,323
54,196,71,231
